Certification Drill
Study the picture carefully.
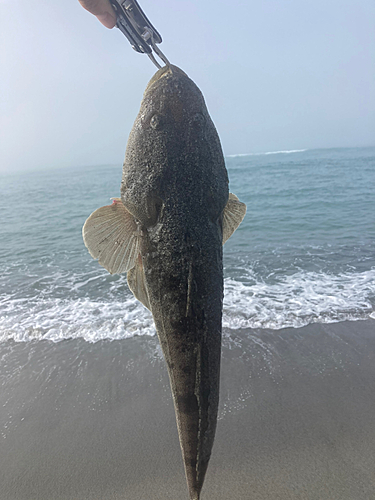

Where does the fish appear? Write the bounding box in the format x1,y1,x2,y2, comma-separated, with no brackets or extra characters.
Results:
82,65,246,500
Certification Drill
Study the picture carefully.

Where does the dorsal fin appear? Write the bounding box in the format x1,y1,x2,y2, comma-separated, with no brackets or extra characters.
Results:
82,198,140,274
222,193,247,244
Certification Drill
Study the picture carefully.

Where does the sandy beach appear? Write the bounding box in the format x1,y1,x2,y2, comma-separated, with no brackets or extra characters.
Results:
1,319,375,500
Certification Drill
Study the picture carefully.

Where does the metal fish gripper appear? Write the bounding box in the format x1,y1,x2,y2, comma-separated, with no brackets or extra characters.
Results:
109,0,170,69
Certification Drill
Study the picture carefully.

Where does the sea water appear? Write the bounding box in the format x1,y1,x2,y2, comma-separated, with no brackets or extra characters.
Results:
0,147,374,343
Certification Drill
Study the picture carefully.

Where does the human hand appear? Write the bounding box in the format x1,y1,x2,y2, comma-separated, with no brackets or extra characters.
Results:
78,0,117,29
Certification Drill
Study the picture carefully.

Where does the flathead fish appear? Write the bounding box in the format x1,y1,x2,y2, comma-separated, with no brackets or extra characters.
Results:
83,65,246,500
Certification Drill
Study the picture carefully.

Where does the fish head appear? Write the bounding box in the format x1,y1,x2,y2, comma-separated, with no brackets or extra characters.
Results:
121,65,228,228
140,65,209,145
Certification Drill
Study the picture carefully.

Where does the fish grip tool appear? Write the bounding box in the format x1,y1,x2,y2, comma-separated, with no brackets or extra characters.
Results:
109,0,170,69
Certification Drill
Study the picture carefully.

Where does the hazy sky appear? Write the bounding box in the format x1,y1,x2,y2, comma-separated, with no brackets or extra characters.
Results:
1,0,374,172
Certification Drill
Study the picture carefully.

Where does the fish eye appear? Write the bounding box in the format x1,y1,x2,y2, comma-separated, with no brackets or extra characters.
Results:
150,114,161,129
191,112,205,128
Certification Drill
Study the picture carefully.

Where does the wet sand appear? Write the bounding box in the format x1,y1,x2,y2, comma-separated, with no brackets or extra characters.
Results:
1,319,375,499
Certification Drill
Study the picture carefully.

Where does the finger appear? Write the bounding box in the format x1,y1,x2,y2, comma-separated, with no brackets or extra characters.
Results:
79,0,117,29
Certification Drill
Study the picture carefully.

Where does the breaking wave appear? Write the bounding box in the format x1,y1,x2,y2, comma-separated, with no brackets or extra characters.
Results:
1,268,373,343
223,268,375,330
227,149,307,158
0,295,154,343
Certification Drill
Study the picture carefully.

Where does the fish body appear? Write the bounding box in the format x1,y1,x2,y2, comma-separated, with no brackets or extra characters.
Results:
83,65,246,499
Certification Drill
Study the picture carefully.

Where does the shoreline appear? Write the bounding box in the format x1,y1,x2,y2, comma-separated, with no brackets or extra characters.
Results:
1,319,375,499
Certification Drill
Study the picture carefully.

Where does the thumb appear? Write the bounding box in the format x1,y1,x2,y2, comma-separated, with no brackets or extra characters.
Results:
79,0,117,29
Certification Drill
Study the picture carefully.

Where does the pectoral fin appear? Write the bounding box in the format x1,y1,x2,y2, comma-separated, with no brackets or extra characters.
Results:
82,198,140,274
127,254,151,310
222,193,247,244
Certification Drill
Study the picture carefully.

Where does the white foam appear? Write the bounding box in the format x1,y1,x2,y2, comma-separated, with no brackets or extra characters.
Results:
223,269,375,330
227,149,307,158
0,268,373,343
0,295,155,343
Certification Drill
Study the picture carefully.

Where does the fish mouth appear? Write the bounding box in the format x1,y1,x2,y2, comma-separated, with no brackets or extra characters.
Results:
144,64,189,93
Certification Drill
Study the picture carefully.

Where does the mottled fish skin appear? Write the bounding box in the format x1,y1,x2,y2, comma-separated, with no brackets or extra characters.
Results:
83,65,246,499
122,65,228,499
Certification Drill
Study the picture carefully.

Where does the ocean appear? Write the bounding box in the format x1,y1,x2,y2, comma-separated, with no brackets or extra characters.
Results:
1,147,375,499
0,146,374,343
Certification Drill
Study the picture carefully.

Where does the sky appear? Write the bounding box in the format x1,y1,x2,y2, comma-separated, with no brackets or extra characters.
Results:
0,0,374,173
